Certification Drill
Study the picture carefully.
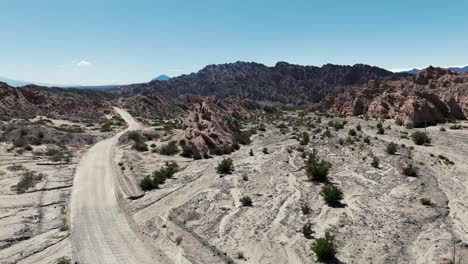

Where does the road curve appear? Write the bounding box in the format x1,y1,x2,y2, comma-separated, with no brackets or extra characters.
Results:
70,107,154,264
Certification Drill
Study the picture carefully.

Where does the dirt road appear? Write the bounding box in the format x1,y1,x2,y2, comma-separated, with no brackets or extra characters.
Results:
70,107,155,264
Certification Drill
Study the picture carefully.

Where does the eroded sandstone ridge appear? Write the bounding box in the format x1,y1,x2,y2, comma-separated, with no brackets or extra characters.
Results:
312,67,468,127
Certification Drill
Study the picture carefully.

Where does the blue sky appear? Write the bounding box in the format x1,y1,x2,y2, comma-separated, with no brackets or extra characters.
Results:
1,0,468,85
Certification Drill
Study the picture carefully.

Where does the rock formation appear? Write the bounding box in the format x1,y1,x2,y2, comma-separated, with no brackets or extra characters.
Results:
312,67,468,127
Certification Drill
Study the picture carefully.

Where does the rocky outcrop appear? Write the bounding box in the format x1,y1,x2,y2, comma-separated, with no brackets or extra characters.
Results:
0,82,114,121
312,67,468,127
114,62,408,105
174,97,262,159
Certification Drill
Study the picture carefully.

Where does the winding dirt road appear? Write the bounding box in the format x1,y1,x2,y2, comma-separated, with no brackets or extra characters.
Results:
70,108,155,264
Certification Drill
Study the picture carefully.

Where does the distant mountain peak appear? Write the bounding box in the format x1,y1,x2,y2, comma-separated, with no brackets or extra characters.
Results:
152,75,170,82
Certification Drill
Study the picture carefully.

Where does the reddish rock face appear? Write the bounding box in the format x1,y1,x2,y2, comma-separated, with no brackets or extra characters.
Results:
311,67,468,127
0,82,113,120
174,97,260,159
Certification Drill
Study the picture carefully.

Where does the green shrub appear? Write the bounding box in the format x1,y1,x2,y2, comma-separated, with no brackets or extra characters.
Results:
371,156,380,168
411,131,431,145
356,124,361,131
377,127,384,135
300,132,310,145
140,176,155,191
236,251,245,259
402,163,418,176
100,122,113,132
216,158,234,174
175,236,183,245
439,127,446,132
420,197,432,206
449,124,462,130
55,257,71,264
159,141,179,155
13,138,27,148
302,223,314,239
301,204,311,215
233,131,252,145
24,145,33,151
13,171,45,194
262,147,269,154
305,151,332,182
132,140,148,152
348,129,357,136
239,196,253,206
320,184,343,206
249,149,254,156
311,232,337,262
385,142,398,155
363,136,371,144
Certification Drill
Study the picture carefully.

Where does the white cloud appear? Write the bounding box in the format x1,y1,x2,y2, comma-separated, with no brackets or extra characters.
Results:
76,60,92,67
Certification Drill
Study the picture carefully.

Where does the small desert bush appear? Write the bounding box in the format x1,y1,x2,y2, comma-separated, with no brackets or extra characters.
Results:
140,162,179,191
132,140,148,152
233,131,252,145
14,171,45,194
249,149,254,156
216,158,234,174
100,122,113,132
302,223,315,239
420,197,432,206
385,142,398,155
301,204,311,215
411,131,431,145
311,232,337,261
320,184,343,207
175,236,183,245
348,129,357,136
377,126,385,135
356,124,361,131
55,257,71,264
239,196,253,206
363,136,371,144
236,251,245,259
262,147,269,154
371,156,380,168
449,124,462,130
402,163,418,176
439,127,446,132
300,132,310,145
305,151,332,182
159,141,179,155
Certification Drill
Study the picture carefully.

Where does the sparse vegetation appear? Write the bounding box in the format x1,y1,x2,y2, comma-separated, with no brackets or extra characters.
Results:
159,141,179,155
320,184,343,207
385,142,398,155
449,124,462,130
216,158,234,174
100,122,113,132
180,144,194,158
139,162,179,191
132,140,148,152
233,131,252,145
302,223,314,239
240,196,253,206
311,232,337,262
236,251,245,259
175,235,183,245
411,131,431,145
402,163,418,176
348,129,357,136
420,197,432,206
305,150,332,182
377,126,384,135
13,171,45,194
356,124,361,131
371,156,380,168
262,147,269,154
300,132,310,145
301,204,311,215
249,149,254,156
55,257,71,264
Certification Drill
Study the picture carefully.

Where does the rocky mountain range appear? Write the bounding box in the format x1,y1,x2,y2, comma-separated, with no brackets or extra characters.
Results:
114,62,408,105
312,67,468,127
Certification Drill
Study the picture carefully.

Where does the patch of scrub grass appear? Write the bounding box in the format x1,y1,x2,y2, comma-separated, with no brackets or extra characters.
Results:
13,171,45,194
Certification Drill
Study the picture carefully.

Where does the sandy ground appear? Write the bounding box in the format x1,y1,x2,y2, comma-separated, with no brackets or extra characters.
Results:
117,113,468,264
0,114,125,264
69,107,165,264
